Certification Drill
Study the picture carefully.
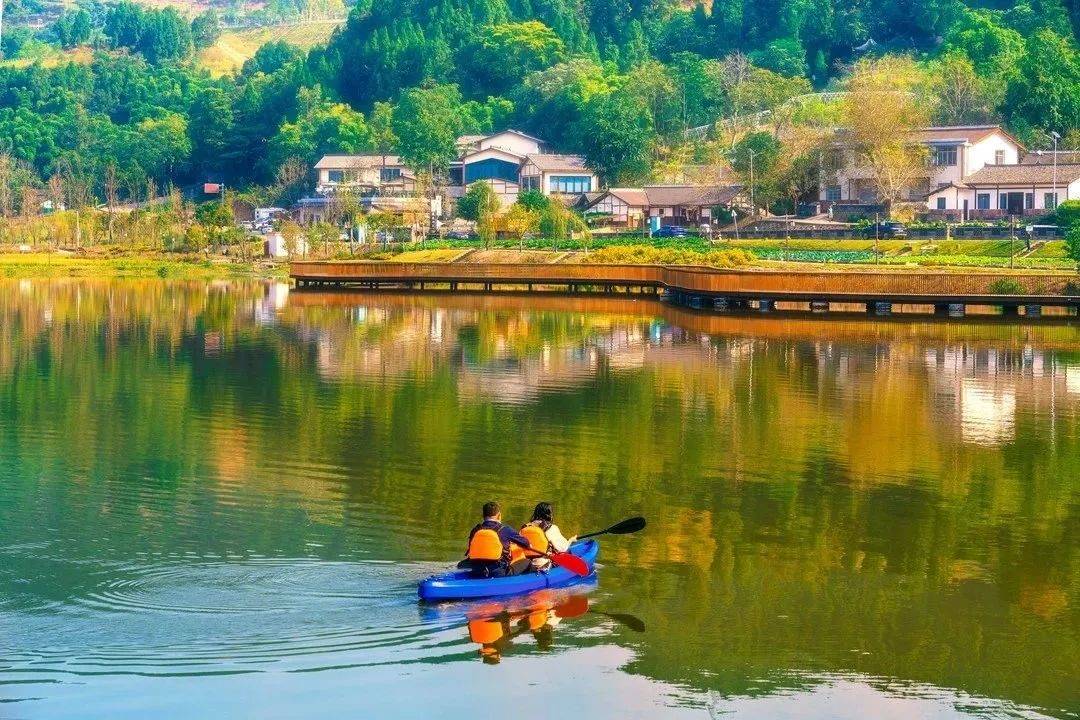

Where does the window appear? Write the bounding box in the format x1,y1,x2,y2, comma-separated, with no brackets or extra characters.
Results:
521,176,541,191
379,167,401,182
931,145,958,166
327,170,344,182
1025,193,1034,209
825,185,841,201
976,193,990,210
936,197,947,210
994,149,1005,165
549,175,591,194
998,194,1008,210
1044,192,1058,209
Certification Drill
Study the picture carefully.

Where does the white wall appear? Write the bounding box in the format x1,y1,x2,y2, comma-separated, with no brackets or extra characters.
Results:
926,179,1079,211
477,132,541,157
967,132,1021,175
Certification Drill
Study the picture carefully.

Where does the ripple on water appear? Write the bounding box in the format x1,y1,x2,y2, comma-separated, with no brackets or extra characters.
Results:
0,557,459,680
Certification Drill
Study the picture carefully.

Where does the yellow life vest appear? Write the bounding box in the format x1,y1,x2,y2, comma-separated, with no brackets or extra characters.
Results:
467,527,504,561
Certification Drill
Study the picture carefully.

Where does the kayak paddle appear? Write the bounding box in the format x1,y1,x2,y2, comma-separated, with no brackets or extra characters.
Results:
575,516,646,541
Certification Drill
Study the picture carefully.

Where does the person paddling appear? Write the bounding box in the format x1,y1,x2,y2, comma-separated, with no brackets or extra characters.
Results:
515,502,576,573
465,502,533,578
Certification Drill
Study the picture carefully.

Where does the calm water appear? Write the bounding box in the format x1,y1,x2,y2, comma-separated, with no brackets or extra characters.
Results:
1,279,1078,719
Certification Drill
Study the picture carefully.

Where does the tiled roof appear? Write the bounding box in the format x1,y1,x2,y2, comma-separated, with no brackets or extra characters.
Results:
643,184,743,206
1021,150,1080,165
605,188,650,206
590,185,744,209
524,154,590,172
314,155,405,169
961,163,1080,186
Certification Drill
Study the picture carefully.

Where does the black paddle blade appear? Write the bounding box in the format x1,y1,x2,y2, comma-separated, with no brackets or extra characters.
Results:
579,516,647,540
605,516,646,535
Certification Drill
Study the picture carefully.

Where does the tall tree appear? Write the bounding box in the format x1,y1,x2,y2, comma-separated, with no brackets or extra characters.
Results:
574,89,655,185
839,56,933,214
392,84,462,175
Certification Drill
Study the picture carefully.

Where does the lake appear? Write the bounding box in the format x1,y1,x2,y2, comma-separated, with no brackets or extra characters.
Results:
0,279,1077,719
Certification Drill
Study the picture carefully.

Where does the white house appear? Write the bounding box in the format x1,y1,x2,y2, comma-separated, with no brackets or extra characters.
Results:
821,125,1025,205
448,130,595,206
926,164,1080,219
585,188,649,226
314,155,415,195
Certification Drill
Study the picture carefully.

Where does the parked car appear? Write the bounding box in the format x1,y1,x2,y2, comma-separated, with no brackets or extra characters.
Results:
864,220,907,238
654,225,689,238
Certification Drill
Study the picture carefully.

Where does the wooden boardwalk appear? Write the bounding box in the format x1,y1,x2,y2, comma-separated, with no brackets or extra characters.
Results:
290,261,1080,318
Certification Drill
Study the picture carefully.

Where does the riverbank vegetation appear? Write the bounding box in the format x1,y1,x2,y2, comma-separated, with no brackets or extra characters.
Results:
0,0,1077,219
0,252,286,279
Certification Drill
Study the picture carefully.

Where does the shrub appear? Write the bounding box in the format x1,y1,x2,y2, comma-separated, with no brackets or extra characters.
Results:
1065,223,1080,270
581,244,753,268
1055,199,1080,229
988,278,1025,295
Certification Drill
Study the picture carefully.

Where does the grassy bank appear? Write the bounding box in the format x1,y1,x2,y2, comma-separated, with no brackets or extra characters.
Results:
0,252,288,280
369,236,1078,270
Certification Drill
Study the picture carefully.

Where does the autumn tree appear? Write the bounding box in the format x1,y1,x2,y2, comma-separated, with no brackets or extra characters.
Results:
840,57,933,214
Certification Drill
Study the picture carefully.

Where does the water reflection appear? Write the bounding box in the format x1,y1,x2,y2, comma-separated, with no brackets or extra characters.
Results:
0,280,1077,719
422,585,602,664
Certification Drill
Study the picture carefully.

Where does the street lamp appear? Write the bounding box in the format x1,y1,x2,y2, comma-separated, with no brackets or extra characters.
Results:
1051,131,1061,212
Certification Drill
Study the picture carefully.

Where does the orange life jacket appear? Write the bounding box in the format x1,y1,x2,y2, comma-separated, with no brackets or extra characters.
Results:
468,618,504,645
467,527,504,561
510,522,550,564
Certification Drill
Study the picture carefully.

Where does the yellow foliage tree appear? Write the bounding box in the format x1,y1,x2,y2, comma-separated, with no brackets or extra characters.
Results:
840,56,934,214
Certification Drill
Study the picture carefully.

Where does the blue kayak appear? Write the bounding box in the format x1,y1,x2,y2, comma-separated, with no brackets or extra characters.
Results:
418,540,599,602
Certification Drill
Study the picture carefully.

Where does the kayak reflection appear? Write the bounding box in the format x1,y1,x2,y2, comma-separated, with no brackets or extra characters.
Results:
467,591,589,664
421,582,645,665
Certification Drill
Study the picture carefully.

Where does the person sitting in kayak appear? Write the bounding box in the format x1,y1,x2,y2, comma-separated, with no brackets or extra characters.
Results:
513,502,577,573
465,502,533,578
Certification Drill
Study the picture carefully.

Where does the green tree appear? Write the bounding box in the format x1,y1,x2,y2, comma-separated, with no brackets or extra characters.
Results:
731,131,782,212
52,9,93,49
188,86,234,172
575,89,655,185
516,189,551,212
457,181,499,222
268,88,371,170
392,84,462,175
1065,223,1080,271
1002,30,1080,142
194,200,234,249
462,21,565,96
191,10,222,49
369,101,398,168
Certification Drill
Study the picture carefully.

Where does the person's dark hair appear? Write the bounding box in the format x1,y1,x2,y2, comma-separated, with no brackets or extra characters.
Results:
530,502,553,529
482,501,500,519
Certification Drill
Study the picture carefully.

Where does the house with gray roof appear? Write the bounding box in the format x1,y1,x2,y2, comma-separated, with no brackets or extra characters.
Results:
313,154,415,195
926,164,1080,219
584,185,744,228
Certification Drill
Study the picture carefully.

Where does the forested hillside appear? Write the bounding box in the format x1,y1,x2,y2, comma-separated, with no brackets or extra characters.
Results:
0,0,1078,211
